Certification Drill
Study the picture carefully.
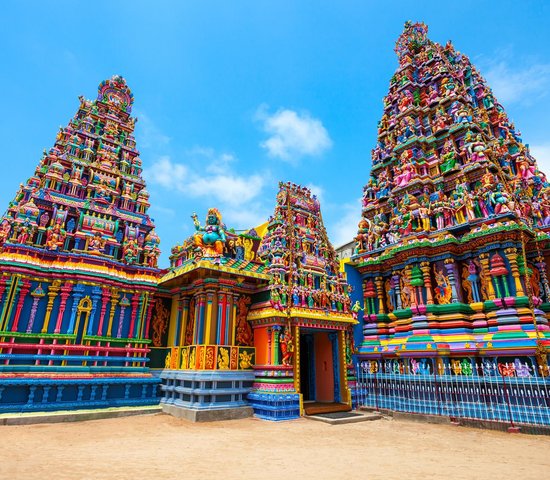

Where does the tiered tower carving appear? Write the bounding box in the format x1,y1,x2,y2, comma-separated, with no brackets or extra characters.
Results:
353,22,550,376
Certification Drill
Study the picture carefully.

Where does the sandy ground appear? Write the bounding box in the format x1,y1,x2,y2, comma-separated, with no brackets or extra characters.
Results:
1,414,549,480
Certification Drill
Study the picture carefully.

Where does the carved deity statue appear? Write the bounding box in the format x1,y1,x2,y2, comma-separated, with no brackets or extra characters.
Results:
192,208,226,257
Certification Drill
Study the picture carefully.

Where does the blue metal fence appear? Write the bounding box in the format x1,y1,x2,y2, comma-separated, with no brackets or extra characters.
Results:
356,359,550,430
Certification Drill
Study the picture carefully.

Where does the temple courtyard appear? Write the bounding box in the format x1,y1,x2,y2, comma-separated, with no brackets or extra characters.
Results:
1,414,548,479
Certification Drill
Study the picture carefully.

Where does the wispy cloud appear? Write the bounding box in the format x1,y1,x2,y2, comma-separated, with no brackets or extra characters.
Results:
134,110,171,148
481,53,550,106
143,149,270,230
256,105,332,162
326,198,361,248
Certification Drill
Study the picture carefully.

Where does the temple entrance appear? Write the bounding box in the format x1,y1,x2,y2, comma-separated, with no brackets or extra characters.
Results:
299,330,350,415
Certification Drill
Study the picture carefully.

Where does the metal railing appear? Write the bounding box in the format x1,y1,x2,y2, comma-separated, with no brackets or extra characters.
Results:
356,359,550,430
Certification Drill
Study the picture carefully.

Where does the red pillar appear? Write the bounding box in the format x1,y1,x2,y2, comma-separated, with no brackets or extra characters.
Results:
96,289,112,336
128,293,140,339
11,279,31,332
54,282,74,333
143,296,155,339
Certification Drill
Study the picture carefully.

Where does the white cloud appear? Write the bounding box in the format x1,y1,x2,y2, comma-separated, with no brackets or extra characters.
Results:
482,59,550,106
530,144,550,175
187,173,265,206
257,105,332,162
223,207,271,231
143,156,187,188
144,152,267,209
326,198,361,248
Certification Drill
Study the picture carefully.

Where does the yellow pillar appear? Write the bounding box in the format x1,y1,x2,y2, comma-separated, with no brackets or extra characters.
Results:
506,247,525,297
339,329,351,406
204,291,215,345
420,261,434,304
479,253,496,300
375,276,386,313
41,281,61,333
106,289,120,337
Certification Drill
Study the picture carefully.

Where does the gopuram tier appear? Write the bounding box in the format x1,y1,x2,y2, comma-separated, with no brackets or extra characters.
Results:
351,22,550,376
0,76,161,414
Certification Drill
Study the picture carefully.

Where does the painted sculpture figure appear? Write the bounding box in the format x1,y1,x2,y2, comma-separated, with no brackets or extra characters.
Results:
192,208,226,256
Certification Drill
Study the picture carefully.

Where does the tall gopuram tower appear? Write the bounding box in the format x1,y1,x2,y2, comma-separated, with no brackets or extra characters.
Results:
248,182,357,420
0,76,161,414
352,22,550,376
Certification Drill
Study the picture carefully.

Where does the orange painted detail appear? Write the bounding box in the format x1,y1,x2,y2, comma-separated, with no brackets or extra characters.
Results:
253,327,270,365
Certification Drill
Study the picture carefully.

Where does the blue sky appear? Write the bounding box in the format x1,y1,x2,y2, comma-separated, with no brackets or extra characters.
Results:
1,1,549,267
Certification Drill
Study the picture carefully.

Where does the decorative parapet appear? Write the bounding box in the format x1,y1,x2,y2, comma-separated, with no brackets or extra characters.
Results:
160,344,256,371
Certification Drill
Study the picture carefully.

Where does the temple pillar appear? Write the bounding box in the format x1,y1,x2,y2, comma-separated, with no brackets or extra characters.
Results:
506,247,525,297
27,284,46,333
216,292,225,344
375,276,386,313
41,280,61,334
266,327,272,366
116,300,129,339
143,294,155,339
53,282,73,334
204,291,215,344
67,284,85,333
135,293,147,340
11,279,31,332
127,292,140,339
329,332,341,403
96,289,112,336
86,287,103,336
393,273,402,310
179,298,190,346
479,253,496,300
535,261,550,301
167,293,180,345
420,262,434,305
272,325,281,365
106,289,120,337
444,259,459,303
0,275,21,331
230,294,238,346
294,325,301,393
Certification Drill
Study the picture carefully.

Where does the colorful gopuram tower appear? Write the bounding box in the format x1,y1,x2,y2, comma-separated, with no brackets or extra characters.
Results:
0,76,161,413
248,182,357,420
351,22,550,376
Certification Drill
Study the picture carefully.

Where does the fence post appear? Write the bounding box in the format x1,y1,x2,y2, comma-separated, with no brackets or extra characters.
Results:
433,358,442,416
500,364,520,433
373,363,380,412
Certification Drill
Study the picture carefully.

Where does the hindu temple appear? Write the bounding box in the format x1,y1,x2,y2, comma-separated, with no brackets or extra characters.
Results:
0,21,549,425
0,76,161,413
350,21,550,378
